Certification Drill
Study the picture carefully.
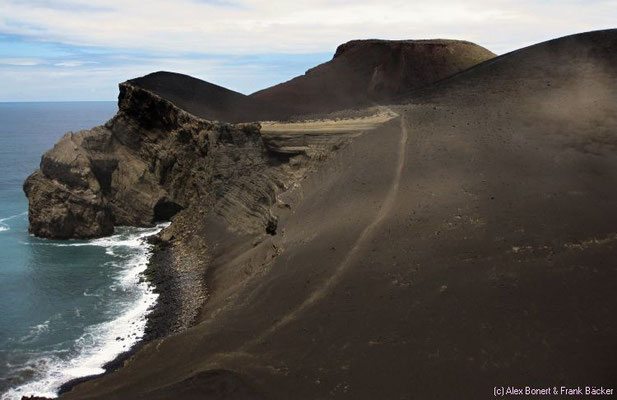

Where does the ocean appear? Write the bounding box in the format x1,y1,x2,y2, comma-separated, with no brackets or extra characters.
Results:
0,102,165,399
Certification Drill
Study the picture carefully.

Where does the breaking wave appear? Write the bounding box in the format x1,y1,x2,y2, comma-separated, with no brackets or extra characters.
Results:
3,223,169,399
0,212,27,233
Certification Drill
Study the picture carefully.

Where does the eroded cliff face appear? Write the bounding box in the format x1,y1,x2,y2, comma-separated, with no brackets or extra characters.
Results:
23,83,320,239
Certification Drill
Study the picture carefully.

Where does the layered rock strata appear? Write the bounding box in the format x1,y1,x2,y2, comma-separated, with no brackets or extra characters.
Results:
24,83,327,239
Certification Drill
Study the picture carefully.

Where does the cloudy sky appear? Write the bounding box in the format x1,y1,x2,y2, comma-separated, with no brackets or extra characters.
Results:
0,0,615,101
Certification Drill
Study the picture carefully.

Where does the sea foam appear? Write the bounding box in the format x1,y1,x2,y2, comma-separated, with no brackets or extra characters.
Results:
0,212,27,233
3,223,169,399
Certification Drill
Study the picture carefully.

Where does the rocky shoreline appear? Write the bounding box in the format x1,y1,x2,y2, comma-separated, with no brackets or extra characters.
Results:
50,225,207,398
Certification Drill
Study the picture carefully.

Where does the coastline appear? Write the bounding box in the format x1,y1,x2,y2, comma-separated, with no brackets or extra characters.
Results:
3,223,175,400
54,227,203,397
13,222,205,400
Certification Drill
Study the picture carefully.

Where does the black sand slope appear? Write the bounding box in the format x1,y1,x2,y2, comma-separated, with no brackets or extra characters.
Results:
61,30,617,399
128,71,292,122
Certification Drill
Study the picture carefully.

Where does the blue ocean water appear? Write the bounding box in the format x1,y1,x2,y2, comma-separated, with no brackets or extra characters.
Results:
0,103,166,399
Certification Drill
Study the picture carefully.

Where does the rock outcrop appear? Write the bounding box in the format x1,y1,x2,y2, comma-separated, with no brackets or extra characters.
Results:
24,83,296,239
24,127,116,238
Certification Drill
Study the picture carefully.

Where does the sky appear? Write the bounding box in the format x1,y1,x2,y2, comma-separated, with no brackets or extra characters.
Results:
0,0,615,101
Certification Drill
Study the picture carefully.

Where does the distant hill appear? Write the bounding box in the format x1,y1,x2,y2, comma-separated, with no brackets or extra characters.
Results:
407,29,617,102
250,39,496,114
128,71,292,123
127,40,495,123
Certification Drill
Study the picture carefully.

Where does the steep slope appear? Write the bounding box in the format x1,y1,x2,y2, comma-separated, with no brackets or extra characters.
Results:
251,39,495,114
59,29,617,399
128,71,292,122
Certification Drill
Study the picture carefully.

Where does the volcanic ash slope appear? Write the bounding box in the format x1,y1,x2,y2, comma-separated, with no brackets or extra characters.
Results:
57,30,617,399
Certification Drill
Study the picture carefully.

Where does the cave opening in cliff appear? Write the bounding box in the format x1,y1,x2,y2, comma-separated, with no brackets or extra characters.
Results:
90,159,118,195
153,200,184,222
266,219,277,235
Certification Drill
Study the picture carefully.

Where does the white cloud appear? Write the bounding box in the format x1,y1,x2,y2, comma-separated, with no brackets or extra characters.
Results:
0,0,615,55
54,60,98,67
1,0,615,100
0,57,42,66
0,54,329,100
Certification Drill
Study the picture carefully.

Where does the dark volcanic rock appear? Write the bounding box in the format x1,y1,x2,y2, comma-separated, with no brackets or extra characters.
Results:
23,127,115,239
23,82,299,239
251,39,496,114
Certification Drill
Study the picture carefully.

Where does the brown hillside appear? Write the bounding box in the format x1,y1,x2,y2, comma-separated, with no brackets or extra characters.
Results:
128,71,293,123
126,41,494,123
251,39,496,114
